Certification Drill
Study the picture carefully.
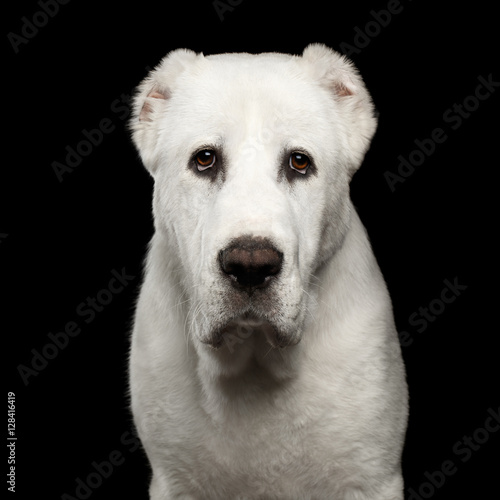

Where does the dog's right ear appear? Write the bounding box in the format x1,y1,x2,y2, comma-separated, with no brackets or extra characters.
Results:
130,49,200,173
301,44,377,178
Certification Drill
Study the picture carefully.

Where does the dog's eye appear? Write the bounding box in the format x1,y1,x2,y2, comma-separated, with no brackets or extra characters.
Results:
195,149,217,171
289,152,310,174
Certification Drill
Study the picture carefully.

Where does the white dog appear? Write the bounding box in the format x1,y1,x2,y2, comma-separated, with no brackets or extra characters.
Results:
129,44,408,500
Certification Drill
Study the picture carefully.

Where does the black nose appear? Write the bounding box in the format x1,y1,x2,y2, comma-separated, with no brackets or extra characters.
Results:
219,237,283,289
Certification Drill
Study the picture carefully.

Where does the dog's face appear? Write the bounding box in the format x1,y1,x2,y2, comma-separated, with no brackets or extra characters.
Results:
131,44,376,349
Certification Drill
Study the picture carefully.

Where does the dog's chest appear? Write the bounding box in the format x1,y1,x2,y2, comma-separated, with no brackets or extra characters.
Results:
162,369,354,497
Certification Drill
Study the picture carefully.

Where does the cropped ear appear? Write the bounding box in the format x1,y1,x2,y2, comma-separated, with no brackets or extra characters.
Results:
130,48,200,173
301,44,377,176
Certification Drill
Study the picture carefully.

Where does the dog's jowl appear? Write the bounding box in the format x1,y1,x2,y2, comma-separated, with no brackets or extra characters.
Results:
129,44,408,499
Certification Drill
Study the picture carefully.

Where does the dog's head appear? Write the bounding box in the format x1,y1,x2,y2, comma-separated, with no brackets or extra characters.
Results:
130,44,377,350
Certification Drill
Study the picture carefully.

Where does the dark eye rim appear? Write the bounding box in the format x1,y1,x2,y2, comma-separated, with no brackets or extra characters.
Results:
289,151,311,174
280,148,316,183
194,148,217,171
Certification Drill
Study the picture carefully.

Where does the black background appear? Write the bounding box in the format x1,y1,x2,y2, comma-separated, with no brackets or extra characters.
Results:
4,1,498,499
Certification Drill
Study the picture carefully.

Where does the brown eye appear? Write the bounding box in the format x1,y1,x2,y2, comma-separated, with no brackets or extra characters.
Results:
289,152,310,174
195,149,216,171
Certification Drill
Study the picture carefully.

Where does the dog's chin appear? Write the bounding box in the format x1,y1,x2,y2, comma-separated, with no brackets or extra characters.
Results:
200,311,301,350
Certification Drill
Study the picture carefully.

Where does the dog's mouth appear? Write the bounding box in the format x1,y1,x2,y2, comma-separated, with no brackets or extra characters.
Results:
201,311,296,350
239,311,268,326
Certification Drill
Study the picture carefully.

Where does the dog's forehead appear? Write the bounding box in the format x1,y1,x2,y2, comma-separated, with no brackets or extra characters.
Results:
205,50,293,64
168,53,334,144
184,54,306,103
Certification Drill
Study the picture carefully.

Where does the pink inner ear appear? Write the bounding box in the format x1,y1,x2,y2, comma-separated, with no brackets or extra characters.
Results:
139,90,168,122
334,82,354,97
148,91,167,100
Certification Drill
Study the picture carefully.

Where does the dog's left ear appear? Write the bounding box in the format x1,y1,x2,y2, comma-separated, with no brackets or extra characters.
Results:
301,44,377,176
130,48,201,174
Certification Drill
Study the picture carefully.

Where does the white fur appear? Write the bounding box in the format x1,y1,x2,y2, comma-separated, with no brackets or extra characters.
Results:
129,44,408,499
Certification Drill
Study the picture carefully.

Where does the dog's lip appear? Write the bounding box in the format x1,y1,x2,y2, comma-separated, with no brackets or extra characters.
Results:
200,334,224,350
202,312,300,350
200,312,269,349
239,311,267,326
220,311,268,333
266,330,301,349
